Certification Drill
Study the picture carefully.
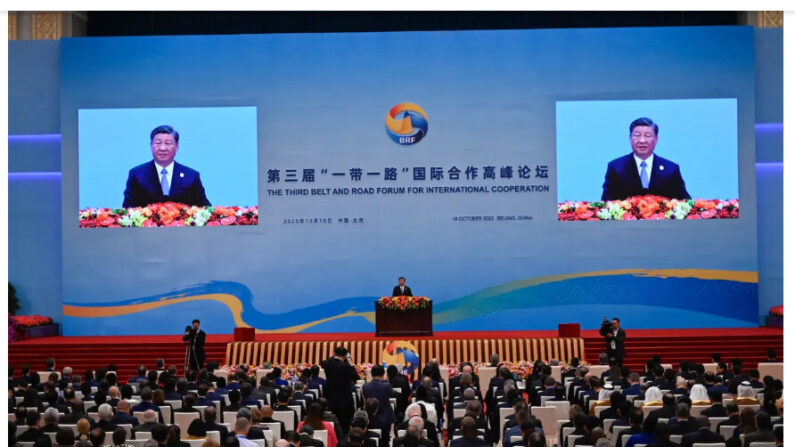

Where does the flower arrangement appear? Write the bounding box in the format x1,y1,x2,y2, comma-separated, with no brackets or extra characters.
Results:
13,315,54,328
377,296,431,311
79,202,258,227
557,195,739,221
220,363,371,380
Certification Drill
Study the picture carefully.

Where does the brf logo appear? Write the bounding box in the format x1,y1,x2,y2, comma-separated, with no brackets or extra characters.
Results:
385,103,428,145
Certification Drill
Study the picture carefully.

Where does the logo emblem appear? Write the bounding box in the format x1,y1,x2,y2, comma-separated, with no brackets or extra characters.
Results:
385,103,428,145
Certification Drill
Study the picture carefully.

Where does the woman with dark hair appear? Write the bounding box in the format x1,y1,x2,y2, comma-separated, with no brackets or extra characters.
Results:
110,427,127,447
298,401,339,447
731,407,758,439
167,425,191,447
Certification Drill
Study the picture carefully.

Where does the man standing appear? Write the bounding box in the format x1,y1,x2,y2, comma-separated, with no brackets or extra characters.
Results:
601,117,690,201
183,319,206,371
605,318,626,367
321,347,360,433
362,365,397,447
393,277,413,297
123,124,211,208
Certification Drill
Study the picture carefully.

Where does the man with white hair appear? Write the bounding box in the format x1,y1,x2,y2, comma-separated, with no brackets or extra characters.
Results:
234,417,258,447
42,407,60,433
131,409,161,439
93,403,118,432
394,416,434,447
397,404,439,447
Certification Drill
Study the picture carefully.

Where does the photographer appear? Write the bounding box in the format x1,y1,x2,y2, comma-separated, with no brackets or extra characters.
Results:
183,319,206,372
320,346,359,434
601,317,626,367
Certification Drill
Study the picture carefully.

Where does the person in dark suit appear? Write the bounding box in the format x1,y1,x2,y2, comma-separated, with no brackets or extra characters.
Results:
647,394,677,422
393,277,413,296
668,403,698,435
717,403,740,430
132,387,165,423
130,410,162,439
601,117,690,201
614,407,644,447
188,406,229,440
388,365,411,420
321,347,359,432
604,318,626,367
451,416,489,447
680,417,725,447
362,365,397,446
700,389,728,417
122,124,210,208
92,404,118,433
296,426,326,447
111,400,139,427
395,418,435,447
743,412,776,447
183,319,206,371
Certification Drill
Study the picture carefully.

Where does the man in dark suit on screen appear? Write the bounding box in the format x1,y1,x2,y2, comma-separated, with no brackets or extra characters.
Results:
393,277,413,296
122,124,211,208
601,117,690,201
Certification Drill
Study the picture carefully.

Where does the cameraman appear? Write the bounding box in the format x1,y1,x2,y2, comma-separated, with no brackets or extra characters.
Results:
183,319,206,372
320,346,359,434
602,317,626,367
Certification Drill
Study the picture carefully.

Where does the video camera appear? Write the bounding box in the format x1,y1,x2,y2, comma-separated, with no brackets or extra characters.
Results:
599,316,612,337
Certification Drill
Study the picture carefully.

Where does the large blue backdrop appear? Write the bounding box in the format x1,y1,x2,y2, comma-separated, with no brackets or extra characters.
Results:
57,26,760,335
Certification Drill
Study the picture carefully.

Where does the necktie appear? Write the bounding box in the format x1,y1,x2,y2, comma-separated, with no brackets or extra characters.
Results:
640,161,649,189
160,168,169,195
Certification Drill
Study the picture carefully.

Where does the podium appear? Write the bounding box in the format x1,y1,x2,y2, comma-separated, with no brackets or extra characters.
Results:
375,300,433,337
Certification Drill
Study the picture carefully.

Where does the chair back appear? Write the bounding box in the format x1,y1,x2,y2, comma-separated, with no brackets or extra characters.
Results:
692,444,728,447
708,417,728,432
670,435,683,444
641,406,658,420
174,412,201,438
159,405,173,424
273,410,296,431
689,406,710,417
207,430,221,442
263,421,282,440
223,411,238,424
748,443,777,447
185,440,206,447
498,407,513,436
719,425,736,439
313,429,329,447
530,406,558,444
544,400,570,420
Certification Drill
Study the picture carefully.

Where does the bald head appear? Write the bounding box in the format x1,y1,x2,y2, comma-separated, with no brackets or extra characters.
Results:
142,409,157,423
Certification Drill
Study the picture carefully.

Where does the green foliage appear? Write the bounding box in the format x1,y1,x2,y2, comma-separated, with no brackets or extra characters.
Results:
8,283,21,315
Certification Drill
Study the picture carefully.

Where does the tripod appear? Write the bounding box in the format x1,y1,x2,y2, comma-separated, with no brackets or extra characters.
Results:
183,329,199,376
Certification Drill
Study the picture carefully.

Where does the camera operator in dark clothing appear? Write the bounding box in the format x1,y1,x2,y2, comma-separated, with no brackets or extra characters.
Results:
183,319,206,372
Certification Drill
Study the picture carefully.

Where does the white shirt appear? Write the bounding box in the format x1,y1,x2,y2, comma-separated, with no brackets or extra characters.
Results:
400,286,406,294
610,327,619,350
154,161,175,193
633,154,654,185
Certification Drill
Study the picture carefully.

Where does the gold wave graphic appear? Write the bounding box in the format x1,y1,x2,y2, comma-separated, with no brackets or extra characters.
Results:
63,294,375,333
63,269,754,332
433,268,757,323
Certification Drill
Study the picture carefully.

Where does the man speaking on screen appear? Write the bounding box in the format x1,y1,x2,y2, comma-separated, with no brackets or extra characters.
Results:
601,117,691,202
122,125,211,208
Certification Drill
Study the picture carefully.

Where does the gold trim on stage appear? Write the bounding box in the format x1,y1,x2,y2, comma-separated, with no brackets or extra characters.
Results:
225,337,584,367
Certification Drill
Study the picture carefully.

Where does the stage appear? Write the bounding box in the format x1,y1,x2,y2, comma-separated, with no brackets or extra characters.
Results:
8,327,782,381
